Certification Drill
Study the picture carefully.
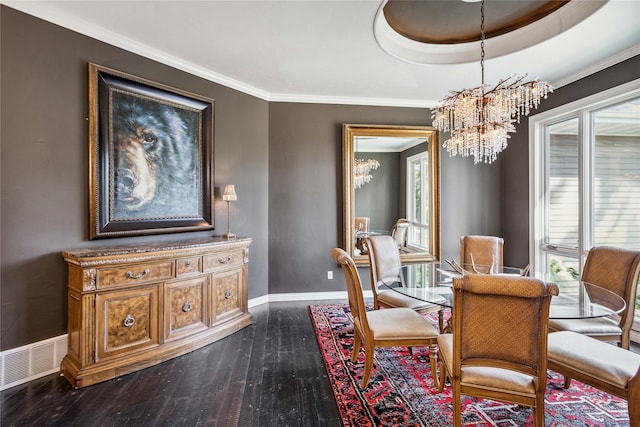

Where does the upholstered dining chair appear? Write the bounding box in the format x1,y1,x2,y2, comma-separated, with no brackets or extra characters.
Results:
548,246,640,350
366,235,438,314
460,235,504,273
354,216,370,233
390,218,409,249
435,274,559,427
331,248,439,389
547,331,640,425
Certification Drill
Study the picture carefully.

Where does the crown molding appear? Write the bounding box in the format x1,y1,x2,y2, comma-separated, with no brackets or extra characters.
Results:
551,44,640,90
267,93,437,108
1,0,271,100
2,0,637,108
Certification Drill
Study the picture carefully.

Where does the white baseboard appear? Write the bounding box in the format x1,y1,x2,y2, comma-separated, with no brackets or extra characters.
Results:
265,291,349,302
248,290,371,306
0,291,366,391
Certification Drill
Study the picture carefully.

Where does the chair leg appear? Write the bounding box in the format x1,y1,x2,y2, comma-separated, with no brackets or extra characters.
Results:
428,343,445,392
534,393,545,427
428,345,440,391
361,341,375,389
351,332,362,363
563,375,571,389
432,345,449,393
437,360,448,392
453,384,462,427
631,404,640,427
620,338,629,350
628,372,639,426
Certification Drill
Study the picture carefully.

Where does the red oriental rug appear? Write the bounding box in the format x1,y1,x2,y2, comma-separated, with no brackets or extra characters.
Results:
309,303,631,427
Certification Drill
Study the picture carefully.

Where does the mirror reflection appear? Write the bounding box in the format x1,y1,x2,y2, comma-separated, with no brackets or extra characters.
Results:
343,124,440,265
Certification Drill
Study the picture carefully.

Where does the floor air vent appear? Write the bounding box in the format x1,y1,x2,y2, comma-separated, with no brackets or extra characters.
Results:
1,335,67,390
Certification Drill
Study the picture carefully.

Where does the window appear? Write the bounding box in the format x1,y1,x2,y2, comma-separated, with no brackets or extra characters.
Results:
530,79,640,339
406,152,430,251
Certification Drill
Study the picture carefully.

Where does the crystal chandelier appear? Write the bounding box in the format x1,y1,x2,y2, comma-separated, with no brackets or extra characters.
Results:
354,158,380,189
432,0,553,164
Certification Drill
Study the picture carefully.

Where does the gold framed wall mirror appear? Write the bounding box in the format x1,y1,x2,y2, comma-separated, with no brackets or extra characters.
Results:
343,124,440,265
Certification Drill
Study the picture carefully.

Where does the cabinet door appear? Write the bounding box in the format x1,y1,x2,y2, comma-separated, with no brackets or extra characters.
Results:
96,285,160,361
210,268,243,325
164,276,208,341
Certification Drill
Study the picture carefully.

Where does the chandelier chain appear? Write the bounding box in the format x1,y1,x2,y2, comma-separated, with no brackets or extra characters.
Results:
431,0,553,164
480,0,485,88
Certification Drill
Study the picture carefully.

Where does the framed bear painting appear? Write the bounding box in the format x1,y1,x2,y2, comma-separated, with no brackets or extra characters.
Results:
88,63,214,239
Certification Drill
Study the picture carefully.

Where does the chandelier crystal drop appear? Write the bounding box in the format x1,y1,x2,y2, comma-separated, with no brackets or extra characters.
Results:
432,0,553,164
354,158,380,189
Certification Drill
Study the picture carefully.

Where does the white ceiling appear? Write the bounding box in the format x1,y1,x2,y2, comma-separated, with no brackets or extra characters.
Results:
356,136,427,152
4,0,640,108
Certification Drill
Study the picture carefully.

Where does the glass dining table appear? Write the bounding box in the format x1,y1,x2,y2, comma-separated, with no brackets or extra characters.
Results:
380,262,626,333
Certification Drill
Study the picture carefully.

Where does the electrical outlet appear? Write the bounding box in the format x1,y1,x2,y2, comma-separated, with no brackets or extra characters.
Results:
327,270,333,280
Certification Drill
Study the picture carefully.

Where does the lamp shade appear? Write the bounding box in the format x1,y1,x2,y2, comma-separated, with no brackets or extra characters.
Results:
222,185,237,201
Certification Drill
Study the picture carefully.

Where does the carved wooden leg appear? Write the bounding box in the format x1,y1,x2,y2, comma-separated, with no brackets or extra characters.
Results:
429,343,449,392
428,343,441,389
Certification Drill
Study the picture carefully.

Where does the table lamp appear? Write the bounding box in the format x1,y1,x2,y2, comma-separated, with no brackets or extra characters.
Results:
222,184,237,239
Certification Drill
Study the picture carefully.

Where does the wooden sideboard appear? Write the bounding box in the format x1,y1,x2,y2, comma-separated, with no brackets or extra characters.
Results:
60,237,252,388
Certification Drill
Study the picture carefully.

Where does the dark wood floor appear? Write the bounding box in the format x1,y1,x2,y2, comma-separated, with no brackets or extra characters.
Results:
1,301,342,427
4,300,640,427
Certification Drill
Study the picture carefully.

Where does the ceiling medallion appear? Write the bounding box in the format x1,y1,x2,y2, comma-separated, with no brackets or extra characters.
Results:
374,1,605,65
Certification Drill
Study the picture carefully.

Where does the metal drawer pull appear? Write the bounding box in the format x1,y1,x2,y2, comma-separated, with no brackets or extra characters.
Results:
125,269,150,279
182,301,192,312
225,290,232,299
123,314,135,327
185,260,192,267
218,256,232,264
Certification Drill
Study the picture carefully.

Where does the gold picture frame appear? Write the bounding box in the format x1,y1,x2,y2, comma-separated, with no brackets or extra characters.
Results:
88,63,215,239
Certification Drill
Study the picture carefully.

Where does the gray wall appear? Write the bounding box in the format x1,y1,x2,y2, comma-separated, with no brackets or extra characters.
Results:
1,6,269,349
355,151,400,231
502,55,640,268
439,148,503,262
268,103,502,294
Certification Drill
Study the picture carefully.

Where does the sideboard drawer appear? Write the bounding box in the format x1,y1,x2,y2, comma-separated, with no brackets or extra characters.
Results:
176,257,202,277
97,261,174,289
96,285,160,361
203,250,244,272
